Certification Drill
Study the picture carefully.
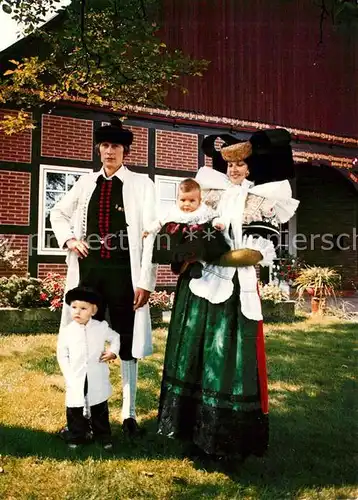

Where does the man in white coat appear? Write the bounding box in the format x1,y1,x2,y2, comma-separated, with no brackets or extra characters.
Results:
51,119,157,436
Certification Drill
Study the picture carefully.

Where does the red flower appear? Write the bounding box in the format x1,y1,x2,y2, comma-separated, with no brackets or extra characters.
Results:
40,292,48,301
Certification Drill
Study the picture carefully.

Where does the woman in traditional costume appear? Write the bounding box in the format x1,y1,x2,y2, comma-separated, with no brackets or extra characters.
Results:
157,129,298,461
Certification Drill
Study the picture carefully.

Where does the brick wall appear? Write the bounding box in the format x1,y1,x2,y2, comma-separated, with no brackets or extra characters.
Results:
156,131,197,171
296,164,358,289
125,126,148,167
41,115,93,161
157,265,178,286
0,171,31,225
37,263,67,279
0,234,29,277
0,110,32,163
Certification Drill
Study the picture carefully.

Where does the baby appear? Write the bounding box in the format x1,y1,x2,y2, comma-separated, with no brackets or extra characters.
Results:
57,286,119,450
143,178,229,278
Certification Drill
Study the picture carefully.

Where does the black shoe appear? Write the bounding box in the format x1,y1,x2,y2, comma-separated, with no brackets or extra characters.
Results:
122,418,141,437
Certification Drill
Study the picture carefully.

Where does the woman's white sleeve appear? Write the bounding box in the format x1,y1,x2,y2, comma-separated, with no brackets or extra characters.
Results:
242,234,277,267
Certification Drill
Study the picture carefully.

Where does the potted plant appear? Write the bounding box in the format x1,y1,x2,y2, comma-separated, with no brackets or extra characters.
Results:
294,266,341,315
148,290,174,324
259,282,295,321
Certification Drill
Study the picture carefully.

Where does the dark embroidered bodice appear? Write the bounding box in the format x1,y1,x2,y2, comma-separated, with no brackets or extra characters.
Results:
86,175,130,262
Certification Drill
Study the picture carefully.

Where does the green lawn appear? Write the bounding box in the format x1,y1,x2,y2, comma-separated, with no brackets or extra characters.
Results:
0,319,357,500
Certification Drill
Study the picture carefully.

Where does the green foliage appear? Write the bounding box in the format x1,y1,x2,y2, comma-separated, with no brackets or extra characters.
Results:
0,274,43,308
0,0,209,134
0,272,65,309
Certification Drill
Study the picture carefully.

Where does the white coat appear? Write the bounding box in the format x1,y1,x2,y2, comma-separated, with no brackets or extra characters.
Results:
50,167,157,358
57,318,120,407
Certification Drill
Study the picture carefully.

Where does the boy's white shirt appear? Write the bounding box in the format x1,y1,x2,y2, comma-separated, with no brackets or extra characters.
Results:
50,166,157,359
57,318,120,407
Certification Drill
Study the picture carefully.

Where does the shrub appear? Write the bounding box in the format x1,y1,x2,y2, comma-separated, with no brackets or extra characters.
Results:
0,274,43,308
0,272,65,310
259,283,289,303
0,238,22,270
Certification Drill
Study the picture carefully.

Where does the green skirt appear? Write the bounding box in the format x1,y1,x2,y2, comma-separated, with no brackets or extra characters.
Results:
158,273,268,458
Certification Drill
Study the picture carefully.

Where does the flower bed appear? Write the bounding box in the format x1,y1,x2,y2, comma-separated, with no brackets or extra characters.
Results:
259,283,296,321
148,290,174,324
0,273,64,333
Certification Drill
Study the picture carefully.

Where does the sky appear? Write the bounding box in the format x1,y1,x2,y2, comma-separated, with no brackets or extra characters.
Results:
0,0,71,52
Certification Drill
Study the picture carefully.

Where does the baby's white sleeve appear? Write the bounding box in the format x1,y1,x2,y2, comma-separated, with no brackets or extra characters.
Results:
145,219,163,234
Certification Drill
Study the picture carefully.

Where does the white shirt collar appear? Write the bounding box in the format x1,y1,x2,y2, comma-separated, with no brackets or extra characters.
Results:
100,165,126,182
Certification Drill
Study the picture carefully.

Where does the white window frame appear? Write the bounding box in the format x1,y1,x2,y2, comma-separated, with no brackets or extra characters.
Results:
269,178,297,282
37,164,92,256
154,174,184,216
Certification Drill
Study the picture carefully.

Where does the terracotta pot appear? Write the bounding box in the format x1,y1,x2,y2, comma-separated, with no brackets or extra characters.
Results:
311,297,325,315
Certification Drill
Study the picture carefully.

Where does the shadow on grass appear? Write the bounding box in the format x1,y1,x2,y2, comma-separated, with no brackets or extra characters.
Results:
264,313,307,324
0,417,185,463
1,321,356,497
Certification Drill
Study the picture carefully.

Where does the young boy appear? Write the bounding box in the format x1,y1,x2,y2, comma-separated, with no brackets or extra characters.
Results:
57,286,120,450
144,178,229,278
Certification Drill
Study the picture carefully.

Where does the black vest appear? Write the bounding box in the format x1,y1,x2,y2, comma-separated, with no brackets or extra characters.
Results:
86,175,130,263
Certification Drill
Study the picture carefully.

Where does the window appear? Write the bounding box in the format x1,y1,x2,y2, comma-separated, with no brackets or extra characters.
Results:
37,165,92,255
155,175,184,215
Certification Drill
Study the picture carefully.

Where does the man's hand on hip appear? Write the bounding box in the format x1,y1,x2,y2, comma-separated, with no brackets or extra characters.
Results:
133,288,150,310
66,238,89,258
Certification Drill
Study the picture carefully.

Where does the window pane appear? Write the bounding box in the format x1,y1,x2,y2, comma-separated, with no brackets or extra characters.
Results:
67,173,81,190
46,191,63,211
160,200,176,214
46,172,66,191
159,181,177,200
45,230,59,249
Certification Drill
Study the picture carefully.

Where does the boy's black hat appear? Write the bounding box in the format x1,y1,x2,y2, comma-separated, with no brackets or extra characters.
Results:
94,119,133,146
65,286,102,308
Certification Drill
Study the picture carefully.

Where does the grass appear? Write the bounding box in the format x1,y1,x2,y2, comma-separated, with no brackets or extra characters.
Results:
0,318,357,499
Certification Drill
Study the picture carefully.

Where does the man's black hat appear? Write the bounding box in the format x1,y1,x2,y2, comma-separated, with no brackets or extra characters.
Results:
65,286,102,308
94,119,133,146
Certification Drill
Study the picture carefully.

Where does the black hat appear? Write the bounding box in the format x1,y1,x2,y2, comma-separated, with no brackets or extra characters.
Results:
201,134,240,174
201,128,295,185
94,119,133,146
65,286,102,308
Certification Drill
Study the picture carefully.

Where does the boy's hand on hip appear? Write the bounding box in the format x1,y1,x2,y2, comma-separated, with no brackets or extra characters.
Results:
133,288,150,310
